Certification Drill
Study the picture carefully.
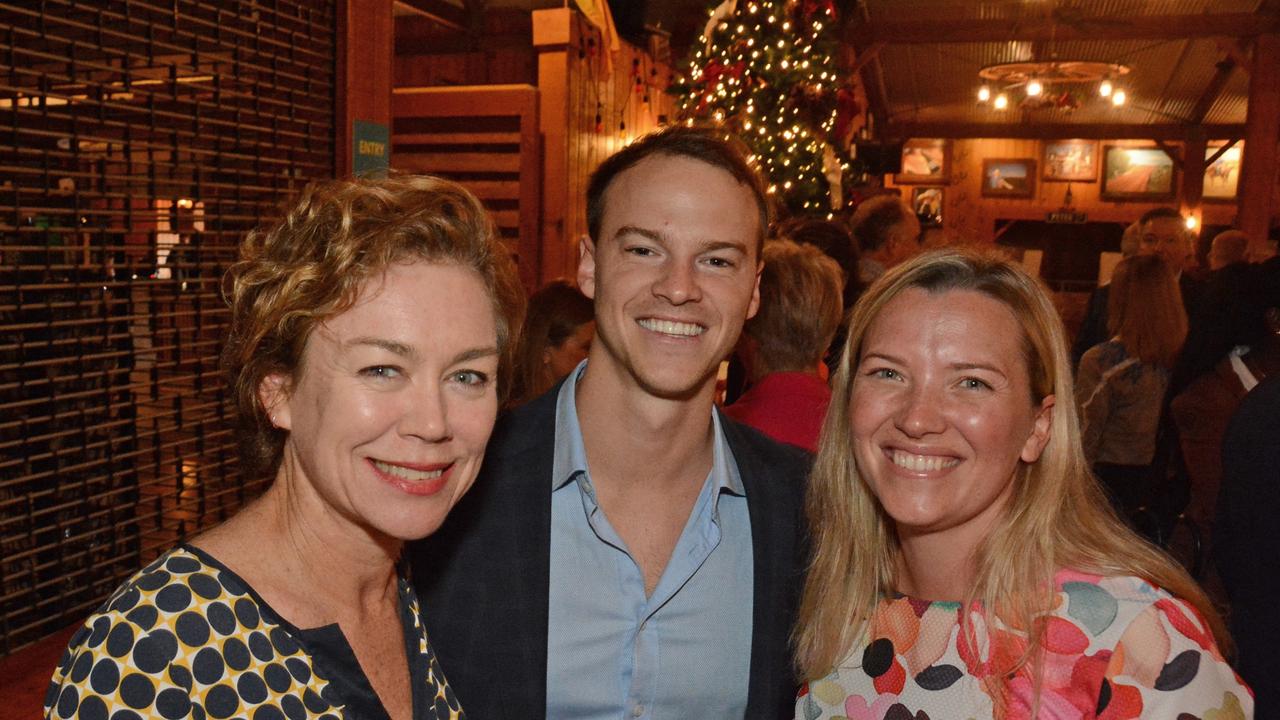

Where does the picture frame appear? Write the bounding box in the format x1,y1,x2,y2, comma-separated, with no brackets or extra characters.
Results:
895,139,949,184
981,158,1036,198
1041,140,1098,182
911,187,943,227
1202,141,1242,202
1101,145,1176,201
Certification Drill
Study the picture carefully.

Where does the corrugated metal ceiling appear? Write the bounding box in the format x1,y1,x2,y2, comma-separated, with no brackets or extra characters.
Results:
861,0,1263,127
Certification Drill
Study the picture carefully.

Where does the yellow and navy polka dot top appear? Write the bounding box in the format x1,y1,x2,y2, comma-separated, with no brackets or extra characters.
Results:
44,544,465,719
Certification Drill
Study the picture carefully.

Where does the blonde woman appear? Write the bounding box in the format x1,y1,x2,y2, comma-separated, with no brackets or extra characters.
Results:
1076,254,1187,514
794,250,1250,719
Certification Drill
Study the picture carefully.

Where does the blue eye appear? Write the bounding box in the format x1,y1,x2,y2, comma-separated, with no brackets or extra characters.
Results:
959,377,992,391
868,368,900,381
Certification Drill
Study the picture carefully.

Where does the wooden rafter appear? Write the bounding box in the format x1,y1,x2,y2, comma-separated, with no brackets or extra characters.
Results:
1190,58,1238,123
395,0,467,30
848,12,1278,45
882,121,1246,141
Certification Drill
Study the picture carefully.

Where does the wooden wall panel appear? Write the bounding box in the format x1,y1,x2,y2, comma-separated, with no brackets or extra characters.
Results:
887,137,1238,250
536,8,676,284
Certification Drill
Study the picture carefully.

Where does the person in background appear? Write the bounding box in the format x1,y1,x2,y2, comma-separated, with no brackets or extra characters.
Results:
1208,229,1250,272
1172,261,1280,559
1076,254,1187,515
1073,209,1199,366
849,194,920,284
411,126,810,719
1216,373,1280,719
726,239,843,452
795,249,1247,719
509,278,594,407
45,176,525,719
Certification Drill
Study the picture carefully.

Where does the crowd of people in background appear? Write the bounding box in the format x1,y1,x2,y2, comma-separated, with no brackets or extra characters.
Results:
43,125,1274,720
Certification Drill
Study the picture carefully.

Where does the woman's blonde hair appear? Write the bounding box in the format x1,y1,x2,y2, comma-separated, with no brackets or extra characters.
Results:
794,248,1225,704
221,174,526,481
1108,254,1188,369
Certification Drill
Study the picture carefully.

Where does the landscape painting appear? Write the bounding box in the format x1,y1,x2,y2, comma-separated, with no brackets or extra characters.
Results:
1101,146,1175,201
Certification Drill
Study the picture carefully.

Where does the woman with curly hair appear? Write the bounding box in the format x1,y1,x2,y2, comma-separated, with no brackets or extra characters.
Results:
45,176,524,720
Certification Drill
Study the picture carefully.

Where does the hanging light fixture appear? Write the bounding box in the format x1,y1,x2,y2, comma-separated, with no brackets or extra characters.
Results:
1112,88,1127,106
977,61,1130,112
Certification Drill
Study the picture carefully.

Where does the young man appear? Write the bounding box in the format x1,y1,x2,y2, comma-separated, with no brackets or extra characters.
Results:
410,127,810,719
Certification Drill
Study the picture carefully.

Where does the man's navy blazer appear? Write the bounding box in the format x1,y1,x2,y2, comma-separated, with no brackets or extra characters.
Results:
408,381,812,719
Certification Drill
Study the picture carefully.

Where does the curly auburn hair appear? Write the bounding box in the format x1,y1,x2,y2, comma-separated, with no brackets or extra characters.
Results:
221,174,526,481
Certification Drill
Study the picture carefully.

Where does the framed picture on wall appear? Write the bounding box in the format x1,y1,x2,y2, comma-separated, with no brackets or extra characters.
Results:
1042,140,1097,182
1203,142,1243,202
895,139,949,184
911,187,943,226
981,159,1036,198
1101,146,1176,201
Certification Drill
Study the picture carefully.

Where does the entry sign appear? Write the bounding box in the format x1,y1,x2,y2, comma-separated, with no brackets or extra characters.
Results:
353,120,389,178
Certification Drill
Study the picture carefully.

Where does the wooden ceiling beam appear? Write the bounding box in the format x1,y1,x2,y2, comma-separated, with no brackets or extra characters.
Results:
1190,58,1238,123
394,0,467,30
849,13,1278,45
882,122,1246,141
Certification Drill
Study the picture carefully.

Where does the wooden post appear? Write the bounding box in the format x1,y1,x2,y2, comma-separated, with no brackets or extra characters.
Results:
1181,129,1206,255
1238,33,1280,253
534,8,575,284
337,0,394,179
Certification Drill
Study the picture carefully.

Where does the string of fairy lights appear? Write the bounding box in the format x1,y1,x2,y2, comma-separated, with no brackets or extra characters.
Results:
674,0,849,215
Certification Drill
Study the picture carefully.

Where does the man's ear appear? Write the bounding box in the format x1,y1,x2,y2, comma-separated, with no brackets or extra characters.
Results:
745,260,763,320
577,235,598,300
259,372,293,430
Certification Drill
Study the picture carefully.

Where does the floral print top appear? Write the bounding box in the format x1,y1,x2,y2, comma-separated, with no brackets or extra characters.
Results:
797,570,1253,720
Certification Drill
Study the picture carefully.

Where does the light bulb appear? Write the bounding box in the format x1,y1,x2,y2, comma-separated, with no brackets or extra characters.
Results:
1112,89,1127,106
1185,215,1198,230
978,85,991,102
994,93,1009,110
1026,78,1042,97
1099,79,1113,97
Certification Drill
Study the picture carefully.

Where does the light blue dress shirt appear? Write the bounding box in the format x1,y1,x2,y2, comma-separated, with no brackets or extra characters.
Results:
546,362,754,720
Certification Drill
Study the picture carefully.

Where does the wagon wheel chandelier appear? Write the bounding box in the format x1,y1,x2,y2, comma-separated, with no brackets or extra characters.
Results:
976,61,1131,111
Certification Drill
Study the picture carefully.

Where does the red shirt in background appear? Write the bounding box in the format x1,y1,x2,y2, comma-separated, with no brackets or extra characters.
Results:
723,371,831,453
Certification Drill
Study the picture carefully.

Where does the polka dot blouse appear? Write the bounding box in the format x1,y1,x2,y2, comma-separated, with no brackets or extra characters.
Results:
44,545,465,719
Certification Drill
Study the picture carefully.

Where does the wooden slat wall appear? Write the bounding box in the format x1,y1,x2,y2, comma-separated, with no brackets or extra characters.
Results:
0,0,336,656
391,85,541,291
536,8,677,282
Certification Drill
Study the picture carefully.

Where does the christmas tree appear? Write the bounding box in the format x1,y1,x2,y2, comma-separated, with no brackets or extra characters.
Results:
672,0,859,217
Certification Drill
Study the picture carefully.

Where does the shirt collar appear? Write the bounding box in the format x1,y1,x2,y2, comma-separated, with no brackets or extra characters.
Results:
551,360,746,498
